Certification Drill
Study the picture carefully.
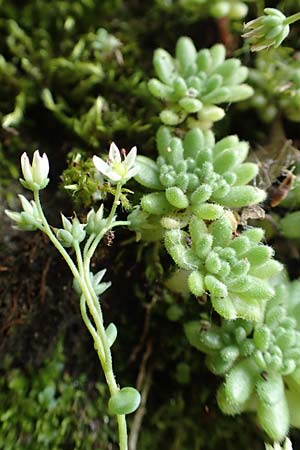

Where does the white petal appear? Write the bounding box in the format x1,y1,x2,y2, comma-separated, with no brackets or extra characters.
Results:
41,153,50,178
32,150,49,185
18,195,33,214
124,146,137,169
126,166,139,180
5,209,21,222
106,169,122,182
109,142,121,163
32,150,43,183
284,438,293,450
93,155,111,175
21,152,33,183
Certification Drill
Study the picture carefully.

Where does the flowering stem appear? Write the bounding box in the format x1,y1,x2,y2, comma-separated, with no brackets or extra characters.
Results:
73,240,128,450
33,190,80,281
107,182,123,225
34,190,128,450
283,12,300,26
83,232,96,258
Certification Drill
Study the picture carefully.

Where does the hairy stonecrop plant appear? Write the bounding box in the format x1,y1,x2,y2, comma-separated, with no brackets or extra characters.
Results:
185,274,300,441
245,47,300,123
132,126,266,227
148,37,253,128
5,144,141,450
129,117,281,322
165,217,282,321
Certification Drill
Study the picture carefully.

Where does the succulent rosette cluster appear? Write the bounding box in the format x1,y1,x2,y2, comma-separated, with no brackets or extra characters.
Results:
134,126,266,224
165,217,281,321
246,48,300,123
185,274,300,440
148,37,253,128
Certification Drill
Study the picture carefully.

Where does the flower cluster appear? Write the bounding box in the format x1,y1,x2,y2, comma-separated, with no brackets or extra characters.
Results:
148,37,253,128
185,274,300,441
135,126,265,222
165,216,281,321
6,143,137,234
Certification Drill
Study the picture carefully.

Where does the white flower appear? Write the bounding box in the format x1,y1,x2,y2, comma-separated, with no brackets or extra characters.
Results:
93,142,138,184
265,438,293,450
5,196,40,231
20,150,49,190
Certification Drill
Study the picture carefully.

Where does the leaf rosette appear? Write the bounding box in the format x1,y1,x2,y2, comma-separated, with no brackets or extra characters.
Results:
185,274,300,441
135,126,266,224
165,216,281,321
148,37,253,128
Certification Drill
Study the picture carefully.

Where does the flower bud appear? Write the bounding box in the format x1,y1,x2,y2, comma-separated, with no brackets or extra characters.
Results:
86,205,105,234
61,213,72,232
56,229,74,247
5,209,38,231
71,218,86,243
20,150,49,191
242,8,292,52
5,196,40,231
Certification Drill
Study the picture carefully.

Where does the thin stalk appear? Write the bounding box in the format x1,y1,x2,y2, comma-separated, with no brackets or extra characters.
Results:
74,242,105,361
33,190,80,281
86,182,123,263
80,295,103,356
75,239,102,318
83,232,96,258
283,12,300,26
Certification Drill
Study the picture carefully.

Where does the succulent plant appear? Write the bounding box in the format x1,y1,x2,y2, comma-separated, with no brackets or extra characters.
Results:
185,274,300,441
246,48,300,122
165,216,281,321
135,126,266,224
148,37,253,128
